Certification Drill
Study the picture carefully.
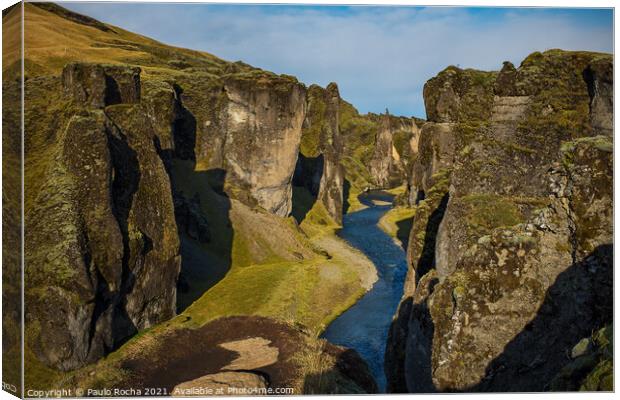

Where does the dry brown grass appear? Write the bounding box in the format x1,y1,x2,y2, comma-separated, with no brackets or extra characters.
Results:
4,3,227,79
292,339,336,394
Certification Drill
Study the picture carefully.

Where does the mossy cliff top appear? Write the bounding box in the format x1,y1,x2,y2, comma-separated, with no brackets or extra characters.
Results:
300,83,340,157
423,66,497,122
423,49,612,125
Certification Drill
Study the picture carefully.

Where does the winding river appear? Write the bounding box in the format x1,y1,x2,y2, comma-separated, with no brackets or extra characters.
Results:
322,191,408,392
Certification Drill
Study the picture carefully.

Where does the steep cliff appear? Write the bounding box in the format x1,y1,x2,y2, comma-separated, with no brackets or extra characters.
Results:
369,111,412,189
293,83,345,224
386,50,613,392
24,65,181,370
179,71,307,217
22,64,311,374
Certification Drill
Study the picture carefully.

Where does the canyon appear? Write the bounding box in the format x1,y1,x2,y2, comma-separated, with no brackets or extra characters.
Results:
2,2,613,395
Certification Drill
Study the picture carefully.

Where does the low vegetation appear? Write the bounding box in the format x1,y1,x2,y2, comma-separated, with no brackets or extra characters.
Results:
378,206,416,248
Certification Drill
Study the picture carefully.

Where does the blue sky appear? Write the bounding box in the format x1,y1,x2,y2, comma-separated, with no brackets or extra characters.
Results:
63,3,613,118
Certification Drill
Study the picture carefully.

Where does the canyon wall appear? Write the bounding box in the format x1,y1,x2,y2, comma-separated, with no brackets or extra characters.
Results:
22,60,312,371
172,69,307,217
294,83,345,224
369,112,418,189
24,65,181,370
386,50,613,392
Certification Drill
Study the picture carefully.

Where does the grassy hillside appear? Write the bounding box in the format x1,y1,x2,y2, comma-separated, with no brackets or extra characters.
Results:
6,3,229,80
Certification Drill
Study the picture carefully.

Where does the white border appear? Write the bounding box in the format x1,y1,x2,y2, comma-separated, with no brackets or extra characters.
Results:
0,2,616,400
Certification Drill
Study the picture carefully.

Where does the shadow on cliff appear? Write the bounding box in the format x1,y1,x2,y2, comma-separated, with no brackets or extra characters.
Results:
467,243,613,392
291,152,324,224
395,218,413,250
416,193,449,285
343,178,352,215
103,129,142,349
384,190,446,393
385,191,448,392
155,84,233,313
399,243,612,393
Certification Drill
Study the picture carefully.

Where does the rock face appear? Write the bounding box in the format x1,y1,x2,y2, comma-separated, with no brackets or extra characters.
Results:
22,61,317,371
294,83,345,223
386,50,613,392
25,64,181,370
369,111,407,188
62,63,141,108
583,58,613,136
178,72,307,217
408,122,455,202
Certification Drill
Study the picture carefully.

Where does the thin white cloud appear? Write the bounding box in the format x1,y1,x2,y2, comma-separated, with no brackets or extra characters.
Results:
62,3,613,118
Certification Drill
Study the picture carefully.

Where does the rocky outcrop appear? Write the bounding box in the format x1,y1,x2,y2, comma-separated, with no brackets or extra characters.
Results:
62,63,141,108
294,83,345,223
386,50,613,392
409,123,455,201
177,71,307,217
369,111,407,188
583,58,613,136
313,84,345,223
24,64,180,370
393,117,423,205
369,112,394,187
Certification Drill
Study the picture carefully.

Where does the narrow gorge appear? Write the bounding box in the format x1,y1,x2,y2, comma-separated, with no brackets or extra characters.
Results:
2,2,613,396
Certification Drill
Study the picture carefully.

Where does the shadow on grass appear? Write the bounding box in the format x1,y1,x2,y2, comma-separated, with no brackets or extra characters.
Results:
154,84,233,313
291,152,324,224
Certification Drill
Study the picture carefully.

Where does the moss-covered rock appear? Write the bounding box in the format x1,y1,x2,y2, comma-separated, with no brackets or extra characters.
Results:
387,49,613,393
24,72,181,371
550,325,613,391
294,83,345,223
62,63,141,108
424,66,497,123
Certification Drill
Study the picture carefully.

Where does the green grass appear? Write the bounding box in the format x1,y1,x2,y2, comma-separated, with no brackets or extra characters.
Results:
299,200,341,238
180,252,364,334
378,206,416,243
459,194,524,231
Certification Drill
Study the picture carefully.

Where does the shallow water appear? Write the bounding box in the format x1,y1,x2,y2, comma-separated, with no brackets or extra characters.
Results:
321,191,408,392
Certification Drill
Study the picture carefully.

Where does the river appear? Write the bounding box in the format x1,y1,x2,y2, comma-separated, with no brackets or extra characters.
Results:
321,191,408,392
